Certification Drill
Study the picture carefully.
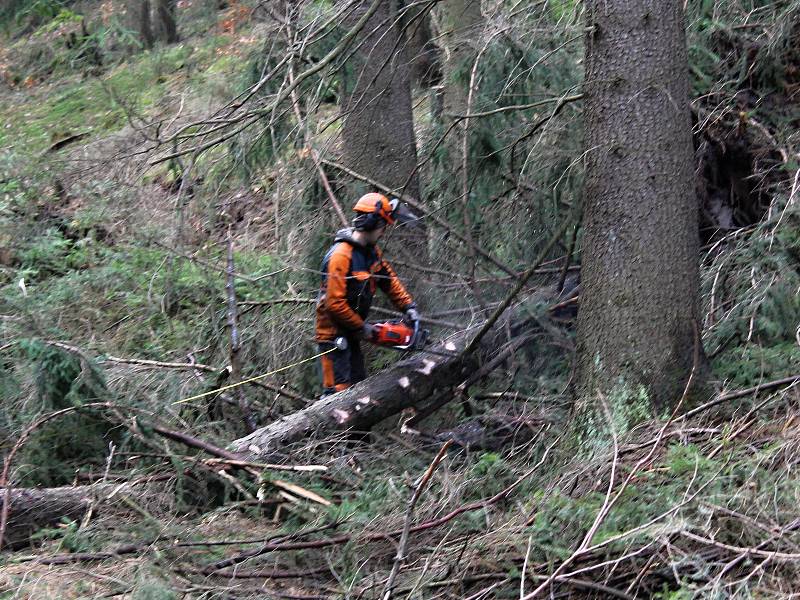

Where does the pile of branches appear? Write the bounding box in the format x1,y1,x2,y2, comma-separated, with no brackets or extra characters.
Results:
182,386,800,599
4,377,800,599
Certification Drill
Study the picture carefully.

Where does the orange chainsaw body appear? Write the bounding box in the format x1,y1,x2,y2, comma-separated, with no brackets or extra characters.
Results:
373,321,414,346
370,319,428,350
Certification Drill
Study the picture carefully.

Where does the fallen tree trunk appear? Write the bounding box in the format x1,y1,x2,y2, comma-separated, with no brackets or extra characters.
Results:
0,485,104,548
0,481,159,549
229,312,541,460
229,344,474,458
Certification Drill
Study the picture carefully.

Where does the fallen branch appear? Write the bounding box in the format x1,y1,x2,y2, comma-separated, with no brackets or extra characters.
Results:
676,373,800,423
177,565,332,579
383,440,452,599
103,356,217,371
202,458,326,472
311,149,348,226
150,423,246,462
34,542,144,565
714,373,800,403
680,530,800,562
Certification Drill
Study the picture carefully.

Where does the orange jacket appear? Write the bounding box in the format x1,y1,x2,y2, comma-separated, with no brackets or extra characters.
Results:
315,229,414,341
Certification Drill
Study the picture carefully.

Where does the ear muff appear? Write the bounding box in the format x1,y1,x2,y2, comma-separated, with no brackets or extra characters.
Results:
354,197,392,231
361,211,381,231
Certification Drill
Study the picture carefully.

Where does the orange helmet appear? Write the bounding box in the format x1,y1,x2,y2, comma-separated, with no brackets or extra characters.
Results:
352,193,397,228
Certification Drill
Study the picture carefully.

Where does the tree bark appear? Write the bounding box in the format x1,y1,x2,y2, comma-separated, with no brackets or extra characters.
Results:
575,1,707,443
342,0,420,199
439,0,483,118
128,0,154,50
340,0,427,263
0,485,121,549
154,0,179,44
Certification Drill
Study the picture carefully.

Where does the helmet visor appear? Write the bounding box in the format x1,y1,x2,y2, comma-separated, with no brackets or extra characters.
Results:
388,198,419,227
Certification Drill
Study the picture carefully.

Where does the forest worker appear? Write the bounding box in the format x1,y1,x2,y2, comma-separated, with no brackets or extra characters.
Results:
315,192,421,396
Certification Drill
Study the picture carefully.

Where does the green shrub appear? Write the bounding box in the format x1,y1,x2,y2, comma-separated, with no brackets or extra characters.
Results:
11,340,115,486
131,579,177,600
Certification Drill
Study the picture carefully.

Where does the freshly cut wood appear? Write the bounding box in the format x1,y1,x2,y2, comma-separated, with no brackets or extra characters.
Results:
229,341,474,458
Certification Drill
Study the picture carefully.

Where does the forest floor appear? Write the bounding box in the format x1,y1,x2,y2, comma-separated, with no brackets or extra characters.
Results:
3,4,800,599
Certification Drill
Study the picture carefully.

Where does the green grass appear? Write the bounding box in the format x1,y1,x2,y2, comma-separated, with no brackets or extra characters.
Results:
0,30,248,156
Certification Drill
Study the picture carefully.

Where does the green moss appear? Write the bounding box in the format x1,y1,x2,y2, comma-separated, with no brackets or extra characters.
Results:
0,34,238,158
572,373,654,455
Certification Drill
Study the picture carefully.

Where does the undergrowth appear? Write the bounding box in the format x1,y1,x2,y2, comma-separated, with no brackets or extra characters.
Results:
1,0,800,597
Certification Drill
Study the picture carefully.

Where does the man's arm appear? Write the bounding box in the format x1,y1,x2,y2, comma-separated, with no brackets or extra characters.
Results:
325,245,365,331
376,254,414,311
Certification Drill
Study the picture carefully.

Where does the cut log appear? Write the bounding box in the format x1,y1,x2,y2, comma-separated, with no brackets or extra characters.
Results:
229,340,475,459
228,312,541,460
1,485,100,548
0,482,156,549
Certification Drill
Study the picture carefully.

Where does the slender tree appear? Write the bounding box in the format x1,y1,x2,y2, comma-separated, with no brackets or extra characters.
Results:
435,0,484,283
439,0,483,118
154,0,179,44
574,0,707,442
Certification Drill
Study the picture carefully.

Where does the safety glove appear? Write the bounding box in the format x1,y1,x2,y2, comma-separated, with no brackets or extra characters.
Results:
404,305,420,324
361,322,376,341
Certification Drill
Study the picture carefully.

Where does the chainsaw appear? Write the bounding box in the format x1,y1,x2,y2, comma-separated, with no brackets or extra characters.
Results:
371,318,429,350
334,319,429,351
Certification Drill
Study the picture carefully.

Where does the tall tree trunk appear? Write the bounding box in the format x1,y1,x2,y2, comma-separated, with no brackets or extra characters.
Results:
404,6,440,88
437,0,484,290
154,0,179,44
341,0,426,262
128,0,154,50
574,0,707,444
439,0,482,118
